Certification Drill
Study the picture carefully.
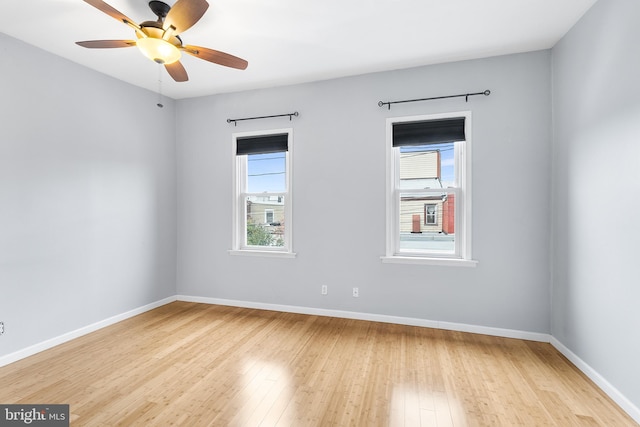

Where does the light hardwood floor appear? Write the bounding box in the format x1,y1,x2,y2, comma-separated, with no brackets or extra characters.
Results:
0,302,636,426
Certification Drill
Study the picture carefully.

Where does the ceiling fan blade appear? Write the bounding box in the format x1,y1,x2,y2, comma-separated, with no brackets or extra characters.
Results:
182,45,248,70
163,0,209,35
76,40,137,49
165,61,189,82
83,0,139,28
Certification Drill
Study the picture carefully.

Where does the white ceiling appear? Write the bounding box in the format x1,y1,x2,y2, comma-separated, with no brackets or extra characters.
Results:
0,0,597,100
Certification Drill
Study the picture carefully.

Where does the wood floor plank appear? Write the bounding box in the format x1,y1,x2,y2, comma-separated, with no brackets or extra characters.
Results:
0,301,636,426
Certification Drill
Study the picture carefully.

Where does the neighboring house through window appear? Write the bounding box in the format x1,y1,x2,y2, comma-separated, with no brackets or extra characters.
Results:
383,112,476,266
230,129,294,257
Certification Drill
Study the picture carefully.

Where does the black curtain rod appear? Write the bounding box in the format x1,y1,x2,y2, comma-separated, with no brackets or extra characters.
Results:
227,112,299,126
378,90,490,110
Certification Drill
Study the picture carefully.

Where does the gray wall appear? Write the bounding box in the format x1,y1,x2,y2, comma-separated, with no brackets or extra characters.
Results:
176,50,552,334
0,33,177,357
551,0,640,411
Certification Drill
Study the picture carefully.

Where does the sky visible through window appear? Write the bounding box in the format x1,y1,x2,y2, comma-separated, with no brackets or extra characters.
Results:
247,153,286,193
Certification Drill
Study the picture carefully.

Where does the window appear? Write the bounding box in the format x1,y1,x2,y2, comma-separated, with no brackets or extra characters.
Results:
383,112,476,266
230,129,295,257
424,204,437,225
265,209,274,224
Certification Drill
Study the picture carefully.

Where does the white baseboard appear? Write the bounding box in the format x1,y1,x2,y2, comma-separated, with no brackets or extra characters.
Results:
550,337,640,424
3,293,637,424
0,295,177,368
181,295,639,422
176,294,551,343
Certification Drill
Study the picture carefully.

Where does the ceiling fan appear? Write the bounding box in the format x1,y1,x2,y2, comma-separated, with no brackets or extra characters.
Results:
76,0,248,82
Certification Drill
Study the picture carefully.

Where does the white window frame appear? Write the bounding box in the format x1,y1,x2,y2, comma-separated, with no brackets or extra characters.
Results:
229,128,295,258
264,209,275,224
424,203,438,225
382,111,477,267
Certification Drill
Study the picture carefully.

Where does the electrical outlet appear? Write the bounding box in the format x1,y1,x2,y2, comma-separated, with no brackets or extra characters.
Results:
321,285,328,295
352,287,359,297
0,322,4,335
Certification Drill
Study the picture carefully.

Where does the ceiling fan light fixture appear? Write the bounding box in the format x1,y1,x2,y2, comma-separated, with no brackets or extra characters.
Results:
137,37,181,64
76,0,248,82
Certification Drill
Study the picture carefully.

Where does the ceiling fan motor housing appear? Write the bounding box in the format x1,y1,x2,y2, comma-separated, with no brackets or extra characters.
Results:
149,1,171,19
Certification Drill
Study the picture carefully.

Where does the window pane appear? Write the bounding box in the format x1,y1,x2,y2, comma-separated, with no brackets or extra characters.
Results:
247,153,286,193
399,143,455,189
399,192,455,253
246,195,285,247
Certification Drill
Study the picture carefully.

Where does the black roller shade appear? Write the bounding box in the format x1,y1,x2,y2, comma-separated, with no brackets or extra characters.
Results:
236,133,288,155
393,117,465,147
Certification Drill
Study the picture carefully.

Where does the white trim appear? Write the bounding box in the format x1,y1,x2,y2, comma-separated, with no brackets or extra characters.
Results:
228,249,297,258
3,293,637,424
177,295,547,342
231,128,294,255
176,295,638,421
0,296,176,368
461,115,473,258
380,256,478,267
264,208,275,224
424,203,438,225
385,111,473,263
550,337,640,424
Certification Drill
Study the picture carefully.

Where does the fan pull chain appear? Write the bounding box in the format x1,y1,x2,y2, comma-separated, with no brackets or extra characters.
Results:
157,65,164,108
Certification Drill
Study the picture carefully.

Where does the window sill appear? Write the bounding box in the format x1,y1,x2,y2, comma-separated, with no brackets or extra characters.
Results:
228,249,297,259
380,256,478,267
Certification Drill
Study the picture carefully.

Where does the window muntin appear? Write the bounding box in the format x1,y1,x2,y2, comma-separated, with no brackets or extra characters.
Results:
232,129,293,254
385,112,472,262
